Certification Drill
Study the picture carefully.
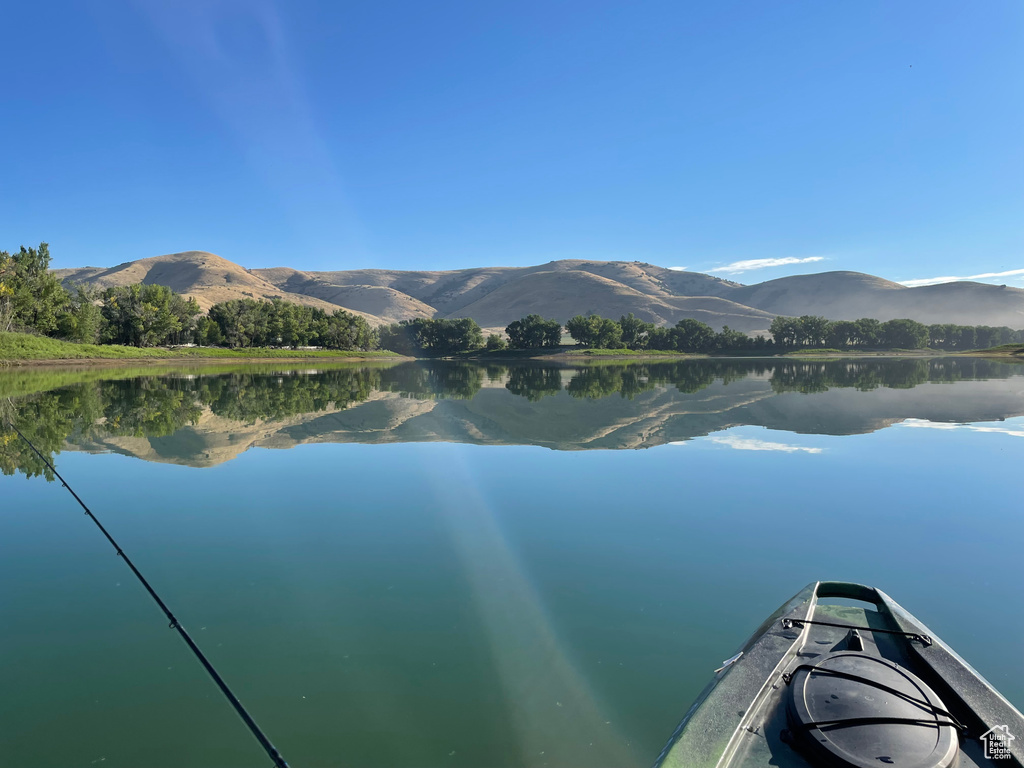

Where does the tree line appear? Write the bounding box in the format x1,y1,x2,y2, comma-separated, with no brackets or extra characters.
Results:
202,299,375,350
1,243,375,350
376,314,561,354
566,314,774,352
565,313,1023,352
379,313,773,354
4,243,1022,355
1,243,102,341
768,315,1023,351
1,243,210,346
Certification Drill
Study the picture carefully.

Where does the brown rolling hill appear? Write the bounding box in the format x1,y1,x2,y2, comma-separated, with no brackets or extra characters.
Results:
253,267,436,324
721,271,1024,327
441,269,777,331
56,251,1024,331
53,251,381,322
253,259,740,315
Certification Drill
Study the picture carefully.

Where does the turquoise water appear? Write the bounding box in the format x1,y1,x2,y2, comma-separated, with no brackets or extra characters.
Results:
1,358,1022,767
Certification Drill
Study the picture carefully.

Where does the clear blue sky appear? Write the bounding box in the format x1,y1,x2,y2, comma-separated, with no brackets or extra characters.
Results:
2,1,1022,285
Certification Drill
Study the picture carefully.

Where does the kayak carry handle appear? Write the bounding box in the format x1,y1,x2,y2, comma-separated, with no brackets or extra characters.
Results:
815,581,882,606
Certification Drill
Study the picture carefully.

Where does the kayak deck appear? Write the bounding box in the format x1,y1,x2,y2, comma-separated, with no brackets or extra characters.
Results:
655,582,1024,768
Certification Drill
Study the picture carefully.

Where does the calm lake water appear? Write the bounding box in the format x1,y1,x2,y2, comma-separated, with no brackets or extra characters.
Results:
1,358,1022,768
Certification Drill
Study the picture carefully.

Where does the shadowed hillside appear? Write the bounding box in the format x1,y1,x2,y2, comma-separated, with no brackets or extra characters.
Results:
722,271,1024,327
442,269,777,331
56,252,1024,330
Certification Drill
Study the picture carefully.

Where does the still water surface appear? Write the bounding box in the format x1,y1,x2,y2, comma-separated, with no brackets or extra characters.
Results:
1,358,1022,767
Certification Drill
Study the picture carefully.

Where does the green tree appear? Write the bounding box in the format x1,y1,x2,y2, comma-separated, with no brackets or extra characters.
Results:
378,318,483,355
825,320,859,349
796,315,831,347
928,324,953,349
378,320,422,355
974,326,999,349
207,298,279,348
566,314,624,348
619,314,653,350
485,333,507,351
594,317,623,348
0,243,70,335
879,318,929,349
949,326,975,350
321,309,376,350
647,327,673,350
769,316,799,347
672,318,717,352
566,315,595,346
55,286,103,343
506,315,562,348
714,326,750,351
442,318,484,353
194,316,223,346
101,284,201,347
852,318,881,347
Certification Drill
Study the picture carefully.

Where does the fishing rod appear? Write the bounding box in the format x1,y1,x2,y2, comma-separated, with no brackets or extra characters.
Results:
5,420,290,768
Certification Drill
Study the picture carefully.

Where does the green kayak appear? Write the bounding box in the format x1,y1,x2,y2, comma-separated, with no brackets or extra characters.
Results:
654,581,1023,768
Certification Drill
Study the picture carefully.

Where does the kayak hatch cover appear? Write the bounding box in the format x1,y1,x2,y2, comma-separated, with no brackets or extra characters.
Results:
654,581,1024,768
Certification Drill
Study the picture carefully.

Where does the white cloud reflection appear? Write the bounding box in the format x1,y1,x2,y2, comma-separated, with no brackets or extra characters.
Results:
710,436,824,453
671,435,823,453
897,419,1024,438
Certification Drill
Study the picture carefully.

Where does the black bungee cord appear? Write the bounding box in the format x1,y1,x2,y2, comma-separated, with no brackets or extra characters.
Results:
5,420,290,768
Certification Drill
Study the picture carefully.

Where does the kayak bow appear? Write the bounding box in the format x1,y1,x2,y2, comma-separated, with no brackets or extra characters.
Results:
654,581,1023,768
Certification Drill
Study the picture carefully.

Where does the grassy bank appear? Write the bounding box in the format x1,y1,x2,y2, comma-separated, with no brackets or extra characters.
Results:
6,331,1020,367
0,332,402,364
960,344,1024,358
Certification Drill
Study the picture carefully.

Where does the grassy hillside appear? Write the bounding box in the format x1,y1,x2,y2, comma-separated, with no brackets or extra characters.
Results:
55,251,1024,331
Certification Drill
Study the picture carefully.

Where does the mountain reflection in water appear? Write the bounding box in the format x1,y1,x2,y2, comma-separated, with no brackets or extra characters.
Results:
2,357,1022,476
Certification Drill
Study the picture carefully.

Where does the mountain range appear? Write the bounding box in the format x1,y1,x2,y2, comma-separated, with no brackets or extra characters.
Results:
54,251,1024,332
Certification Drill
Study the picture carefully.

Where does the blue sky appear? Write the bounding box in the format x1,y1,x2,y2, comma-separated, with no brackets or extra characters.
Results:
2,1,1021,285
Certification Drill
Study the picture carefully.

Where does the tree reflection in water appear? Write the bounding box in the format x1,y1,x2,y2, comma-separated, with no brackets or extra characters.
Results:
2,357,1019,478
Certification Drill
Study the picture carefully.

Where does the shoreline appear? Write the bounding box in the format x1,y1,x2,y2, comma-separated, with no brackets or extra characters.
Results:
453,348,1023,362
4,349,1021,368
3,326,1020,369
1,354,406,368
